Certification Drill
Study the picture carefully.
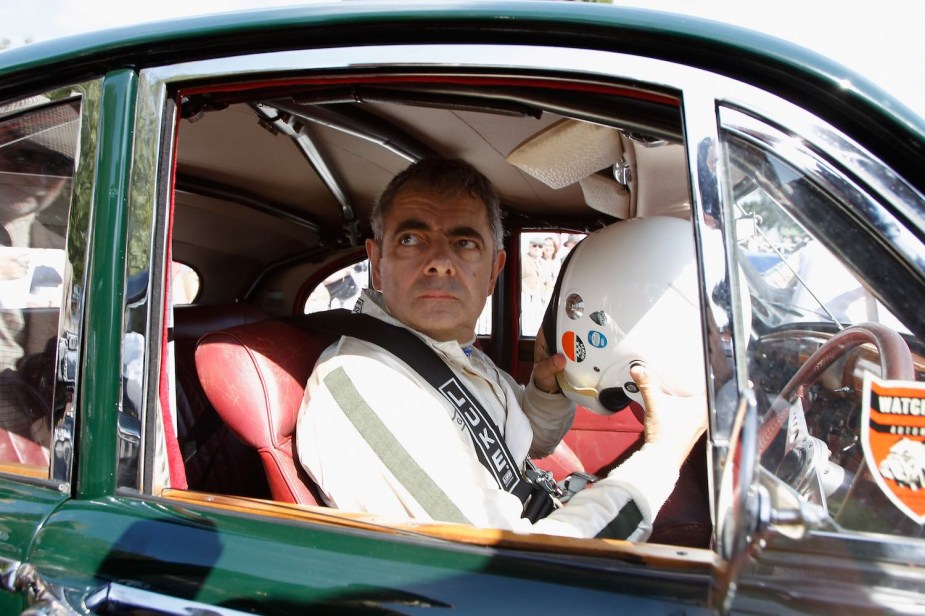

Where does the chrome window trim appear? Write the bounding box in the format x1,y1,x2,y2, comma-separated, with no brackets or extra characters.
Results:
125,73,172,493
679,86,741,552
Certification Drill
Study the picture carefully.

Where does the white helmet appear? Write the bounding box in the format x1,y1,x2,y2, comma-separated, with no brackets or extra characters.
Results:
545,216,706,415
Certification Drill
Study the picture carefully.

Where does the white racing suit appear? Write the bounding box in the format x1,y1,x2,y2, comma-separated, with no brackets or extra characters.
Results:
296,289,681,540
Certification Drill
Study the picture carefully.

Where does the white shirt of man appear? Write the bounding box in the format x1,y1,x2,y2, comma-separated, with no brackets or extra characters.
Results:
297,289,681,540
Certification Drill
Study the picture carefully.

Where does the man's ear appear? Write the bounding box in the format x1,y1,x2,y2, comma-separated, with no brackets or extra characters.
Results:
366,238,382,291
488,249,507,294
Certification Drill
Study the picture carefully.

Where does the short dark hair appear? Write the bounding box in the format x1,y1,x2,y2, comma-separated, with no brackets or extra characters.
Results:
371,158,504,250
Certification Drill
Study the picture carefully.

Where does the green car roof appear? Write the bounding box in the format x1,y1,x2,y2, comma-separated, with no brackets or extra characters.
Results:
2,1,922,189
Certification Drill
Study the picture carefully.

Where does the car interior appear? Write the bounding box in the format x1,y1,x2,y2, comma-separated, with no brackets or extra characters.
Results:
155,70,716,548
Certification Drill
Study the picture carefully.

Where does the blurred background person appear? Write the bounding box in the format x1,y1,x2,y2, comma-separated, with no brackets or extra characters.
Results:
538,235,560,304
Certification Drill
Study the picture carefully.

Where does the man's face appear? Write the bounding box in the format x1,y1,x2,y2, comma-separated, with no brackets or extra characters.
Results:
543,239,556,258
367,187,506,343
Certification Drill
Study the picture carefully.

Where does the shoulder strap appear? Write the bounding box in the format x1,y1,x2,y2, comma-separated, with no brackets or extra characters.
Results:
289,309,534,504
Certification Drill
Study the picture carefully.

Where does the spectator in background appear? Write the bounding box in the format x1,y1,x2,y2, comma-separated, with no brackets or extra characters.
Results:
559,234,582,264
538,236,560,303
521,238,543,305
0,131,70,447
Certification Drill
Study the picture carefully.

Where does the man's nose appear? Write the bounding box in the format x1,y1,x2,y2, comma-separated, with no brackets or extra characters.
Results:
424,241,455,276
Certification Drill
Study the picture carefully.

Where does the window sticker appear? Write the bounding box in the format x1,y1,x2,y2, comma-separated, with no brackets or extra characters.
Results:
861,373,925,523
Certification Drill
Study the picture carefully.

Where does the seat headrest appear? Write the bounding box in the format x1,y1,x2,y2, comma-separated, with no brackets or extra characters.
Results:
174,303,268,342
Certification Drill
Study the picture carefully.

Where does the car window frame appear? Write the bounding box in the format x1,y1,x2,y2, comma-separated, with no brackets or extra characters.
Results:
126,41,738,549
128,41,925,575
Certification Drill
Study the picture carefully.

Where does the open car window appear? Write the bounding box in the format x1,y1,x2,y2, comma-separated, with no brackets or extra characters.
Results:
153,54,700,546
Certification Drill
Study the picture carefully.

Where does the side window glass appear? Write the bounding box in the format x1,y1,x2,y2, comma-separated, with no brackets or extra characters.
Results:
520,232,584,336
304,260,369,313
0,99,79,472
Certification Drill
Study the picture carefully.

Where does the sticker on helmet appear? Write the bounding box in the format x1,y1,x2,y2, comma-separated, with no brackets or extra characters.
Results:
588,330,607,348
590,311,610,326
861,373,925,524
561,331,586,362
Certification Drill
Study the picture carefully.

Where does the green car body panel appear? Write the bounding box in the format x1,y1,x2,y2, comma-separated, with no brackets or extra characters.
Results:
29,497,711,612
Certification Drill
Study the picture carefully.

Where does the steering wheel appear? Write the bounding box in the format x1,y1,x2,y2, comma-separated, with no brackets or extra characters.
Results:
758,323,915,454
756,323,915,509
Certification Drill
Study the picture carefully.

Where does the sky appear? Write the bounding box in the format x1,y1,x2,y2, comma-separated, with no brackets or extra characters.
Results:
1,0,923,118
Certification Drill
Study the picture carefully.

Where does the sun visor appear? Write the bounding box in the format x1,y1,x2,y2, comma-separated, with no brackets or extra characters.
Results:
578,173,630,218
507,119,623,190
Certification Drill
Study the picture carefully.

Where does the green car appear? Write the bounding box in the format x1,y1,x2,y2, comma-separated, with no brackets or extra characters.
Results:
0,2,923,613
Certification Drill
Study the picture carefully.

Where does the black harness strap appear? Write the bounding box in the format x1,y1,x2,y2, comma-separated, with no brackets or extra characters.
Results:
289,309,550,512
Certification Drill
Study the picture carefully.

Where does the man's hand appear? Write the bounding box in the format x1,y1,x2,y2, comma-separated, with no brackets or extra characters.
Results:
533,327,566,394
631,362,707,467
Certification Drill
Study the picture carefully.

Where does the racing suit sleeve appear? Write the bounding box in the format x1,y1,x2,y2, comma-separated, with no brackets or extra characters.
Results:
518,374,576,459
297,339,680,540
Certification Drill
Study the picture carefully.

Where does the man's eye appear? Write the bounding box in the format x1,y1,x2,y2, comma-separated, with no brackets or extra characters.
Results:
457,239,479,249
399,234,420,246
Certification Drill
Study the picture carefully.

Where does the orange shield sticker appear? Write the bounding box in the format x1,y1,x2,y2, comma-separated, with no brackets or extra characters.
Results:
860,373,925,524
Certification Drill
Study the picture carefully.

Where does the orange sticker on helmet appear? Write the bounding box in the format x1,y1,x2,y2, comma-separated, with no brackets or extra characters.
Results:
561,331,575,361
561,331,586,362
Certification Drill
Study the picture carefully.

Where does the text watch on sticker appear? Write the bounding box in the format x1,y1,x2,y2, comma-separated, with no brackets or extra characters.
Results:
861,373,925,524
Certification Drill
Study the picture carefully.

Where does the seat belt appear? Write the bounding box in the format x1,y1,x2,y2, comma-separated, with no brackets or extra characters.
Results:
288,309,561,521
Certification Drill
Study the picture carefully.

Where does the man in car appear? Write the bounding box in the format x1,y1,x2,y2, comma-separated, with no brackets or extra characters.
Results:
296,157,705,539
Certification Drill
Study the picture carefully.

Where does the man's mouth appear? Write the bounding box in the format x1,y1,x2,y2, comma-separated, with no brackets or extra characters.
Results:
420,292,456,300
417,287,460,301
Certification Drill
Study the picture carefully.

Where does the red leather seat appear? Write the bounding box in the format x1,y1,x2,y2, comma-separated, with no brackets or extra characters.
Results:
0,426,48,467
174,303,271,497
195,319,334,505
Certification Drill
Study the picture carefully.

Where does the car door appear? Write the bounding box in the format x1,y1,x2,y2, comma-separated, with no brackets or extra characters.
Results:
6,40,722,614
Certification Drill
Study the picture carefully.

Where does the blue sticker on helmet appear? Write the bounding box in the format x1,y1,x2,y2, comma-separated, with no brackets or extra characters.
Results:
588,330,607,348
